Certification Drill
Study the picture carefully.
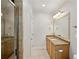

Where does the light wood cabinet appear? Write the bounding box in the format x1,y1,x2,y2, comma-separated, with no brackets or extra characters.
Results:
1,36,14,59
48,39,51,56
51,44,69,59
46,35,70,59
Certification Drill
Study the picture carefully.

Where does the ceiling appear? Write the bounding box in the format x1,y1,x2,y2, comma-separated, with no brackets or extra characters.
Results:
29,0,69,13
1,0,69,14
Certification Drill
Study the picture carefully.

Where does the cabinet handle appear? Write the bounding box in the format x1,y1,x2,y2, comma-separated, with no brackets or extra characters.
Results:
72,26,77,28
58,49,63,52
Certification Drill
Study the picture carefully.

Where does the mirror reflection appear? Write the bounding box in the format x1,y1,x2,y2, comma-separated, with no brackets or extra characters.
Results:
1,0,15,59
53,12,70,41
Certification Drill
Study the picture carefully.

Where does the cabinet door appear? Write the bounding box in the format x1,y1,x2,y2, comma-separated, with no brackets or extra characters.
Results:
51,44,56,59
1,38,14,59
48,40,51,56
46,38,48,51
55,45,69,59
1,41,8,59
47,39,49,54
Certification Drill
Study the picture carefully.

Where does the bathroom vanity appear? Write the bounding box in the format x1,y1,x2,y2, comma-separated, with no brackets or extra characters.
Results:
1,36,14,59
46,35,70,59
46,11,70,59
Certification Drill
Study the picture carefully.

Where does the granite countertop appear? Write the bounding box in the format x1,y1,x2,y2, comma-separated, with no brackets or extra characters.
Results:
50,39,68,45
1,36,15,43
47,36,69,45
46,35,56,39
1,36,14,38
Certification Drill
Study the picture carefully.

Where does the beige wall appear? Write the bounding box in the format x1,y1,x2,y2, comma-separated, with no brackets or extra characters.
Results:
23,0,33,59
31,12,53,48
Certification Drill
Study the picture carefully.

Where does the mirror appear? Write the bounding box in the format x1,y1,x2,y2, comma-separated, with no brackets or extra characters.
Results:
53,12,70,41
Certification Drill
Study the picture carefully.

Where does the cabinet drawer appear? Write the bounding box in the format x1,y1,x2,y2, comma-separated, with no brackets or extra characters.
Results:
55,45,69,59
51,43,56,59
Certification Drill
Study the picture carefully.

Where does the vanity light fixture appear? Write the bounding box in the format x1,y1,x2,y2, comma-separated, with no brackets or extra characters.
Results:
53,11,69,19
53,12,61,19
8,0,16,7
59,12,68,18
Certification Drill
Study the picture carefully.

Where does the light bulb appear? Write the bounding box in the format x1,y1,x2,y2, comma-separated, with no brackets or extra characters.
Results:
42,4,46,7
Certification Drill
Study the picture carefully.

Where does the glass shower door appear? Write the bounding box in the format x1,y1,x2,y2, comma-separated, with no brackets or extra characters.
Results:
1,0,19,59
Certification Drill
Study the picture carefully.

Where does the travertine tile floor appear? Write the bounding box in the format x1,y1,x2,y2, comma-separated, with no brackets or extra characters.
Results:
31,47,50,59
9,39,23,59
8,54,16,59
9,47,50,59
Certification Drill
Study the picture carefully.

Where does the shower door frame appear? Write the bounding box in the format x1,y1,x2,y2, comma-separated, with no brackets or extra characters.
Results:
14,6,19,59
